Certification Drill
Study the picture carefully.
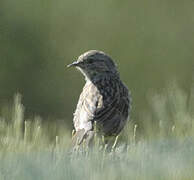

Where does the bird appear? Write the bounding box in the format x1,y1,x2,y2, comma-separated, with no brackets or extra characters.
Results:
67,50,131,147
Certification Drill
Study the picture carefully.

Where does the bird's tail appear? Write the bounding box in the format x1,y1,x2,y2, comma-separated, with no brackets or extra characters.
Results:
72,129,86,147
72,129,94,148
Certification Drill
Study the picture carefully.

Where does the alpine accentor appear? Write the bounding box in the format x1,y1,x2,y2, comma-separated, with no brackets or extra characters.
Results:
68,50,131,146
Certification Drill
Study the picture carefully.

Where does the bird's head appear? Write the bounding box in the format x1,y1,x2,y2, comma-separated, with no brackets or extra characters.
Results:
67,50,118,81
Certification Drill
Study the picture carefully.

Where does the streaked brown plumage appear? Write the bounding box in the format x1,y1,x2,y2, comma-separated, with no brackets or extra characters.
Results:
68,50,131,146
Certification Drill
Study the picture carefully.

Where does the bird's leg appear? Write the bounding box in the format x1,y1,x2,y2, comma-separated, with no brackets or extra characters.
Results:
111,135,119,151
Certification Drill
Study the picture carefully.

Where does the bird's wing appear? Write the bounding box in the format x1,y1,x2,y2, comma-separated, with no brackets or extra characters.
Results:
94,80,130,136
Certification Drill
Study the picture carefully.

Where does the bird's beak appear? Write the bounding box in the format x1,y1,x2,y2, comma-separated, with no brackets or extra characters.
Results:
67,61,79,68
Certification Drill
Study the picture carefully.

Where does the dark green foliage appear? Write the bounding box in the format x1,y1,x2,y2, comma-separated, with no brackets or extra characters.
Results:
0,0,194,128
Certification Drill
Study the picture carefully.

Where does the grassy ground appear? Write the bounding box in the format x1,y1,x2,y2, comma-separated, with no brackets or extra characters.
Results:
0,83,194,180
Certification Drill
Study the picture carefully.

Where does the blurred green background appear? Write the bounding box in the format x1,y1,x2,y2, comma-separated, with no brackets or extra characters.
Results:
0,0,193,128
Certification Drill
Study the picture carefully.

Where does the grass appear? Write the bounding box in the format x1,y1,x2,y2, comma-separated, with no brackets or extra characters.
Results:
0,83,194,180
